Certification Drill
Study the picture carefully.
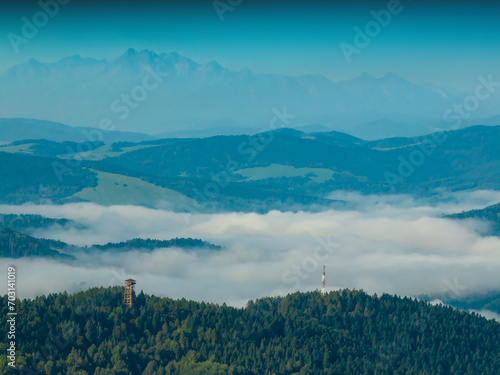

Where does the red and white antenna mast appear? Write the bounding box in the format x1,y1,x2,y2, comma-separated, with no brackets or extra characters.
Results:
321,265,326,296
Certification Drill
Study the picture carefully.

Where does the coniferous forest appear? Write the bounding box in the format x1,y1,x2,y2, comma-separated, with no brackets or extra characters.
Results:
1,287,498,375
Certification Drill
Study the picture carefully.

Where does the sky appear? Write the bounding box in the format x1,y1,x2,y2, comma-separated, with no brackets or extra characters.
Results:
1,0,500,90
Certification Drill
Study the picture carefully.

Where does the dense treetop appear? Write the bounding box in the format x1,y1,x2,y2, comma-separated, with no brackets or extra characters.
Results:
91,238,221,252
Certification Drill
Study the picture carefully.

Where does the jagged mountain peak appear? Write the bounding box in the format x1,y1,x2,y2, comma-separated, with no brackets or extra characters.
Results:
359,71,375,80
53,55,106,68
114,48,158,62
27,57,42,65
125,47,138,55
205,59,223,72
380,72,414,85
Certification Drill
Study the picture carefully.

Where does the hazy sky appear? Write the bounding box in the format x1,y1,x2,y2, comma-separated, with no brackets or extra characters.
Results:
1,0,500,90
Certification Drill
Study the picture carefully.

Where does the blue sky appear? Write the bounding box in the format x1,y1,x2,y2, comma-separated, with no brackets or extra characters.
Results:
1,0,499,91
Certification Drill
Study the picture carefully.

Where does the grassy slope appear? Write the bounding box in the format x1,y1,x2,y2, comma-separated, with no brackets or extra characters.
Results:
0,143,36,154
70,169,200,210
236,164,337,183
59,144,159,161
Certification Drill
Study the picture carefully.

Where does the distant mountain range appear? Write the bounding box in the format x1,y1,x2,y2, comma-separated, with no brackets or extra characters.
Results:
1,49,498,139
0,118,338,144
0,118,155,144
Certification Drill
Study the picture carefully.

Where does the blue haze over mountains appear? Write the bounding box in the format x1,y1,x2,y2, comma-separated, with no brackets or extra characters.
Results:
2,49,498,139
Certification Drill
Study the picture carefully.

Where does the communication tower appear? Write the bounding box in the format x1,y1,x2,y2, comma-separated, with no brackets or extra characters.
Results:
321,265,326,296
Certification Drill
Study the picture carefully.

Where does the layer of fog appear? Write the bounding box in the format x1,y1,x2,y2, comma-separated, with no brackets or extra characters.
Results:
471,310,500,322
430,299,500,323
0,190,499,314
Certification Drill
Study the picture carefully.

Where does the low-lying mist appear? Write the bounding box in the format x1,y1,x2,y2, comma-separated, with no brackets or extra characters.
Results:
0,190,499,314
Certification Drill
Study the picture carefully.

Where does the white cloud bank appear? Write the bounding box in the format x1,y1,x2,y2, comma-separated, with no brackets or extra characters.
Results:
0,190,499,309
472,310,500,322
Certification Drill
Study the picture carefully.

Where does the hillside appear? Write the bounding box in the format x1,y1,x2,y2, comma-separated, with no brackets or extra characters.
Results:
0,213,83,235
0,288,498,374
0,144,339,211
446,202,500,236
0,151,97,204
0,125,499,210
0,216,222,259
0,228,72,259
89,125,500,196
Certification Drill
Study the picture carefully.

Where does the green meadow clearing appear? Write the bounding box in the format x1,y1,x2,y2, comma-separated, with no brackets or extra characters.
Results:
236,164,336,183
71,170,199,210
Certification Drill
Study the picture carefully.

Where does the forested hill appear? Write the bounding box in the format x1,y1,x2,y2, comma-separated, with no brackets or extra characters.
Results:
0,228,72,259
0,224,221,259
0,213,83,234
91,238,222,252
1,288,498,374
1,125,500,210
446,202,500,236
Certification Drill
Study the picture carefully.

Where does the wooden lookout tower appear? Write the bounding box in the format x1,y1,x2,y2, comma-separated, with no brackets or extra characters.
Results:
124,278,136,307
